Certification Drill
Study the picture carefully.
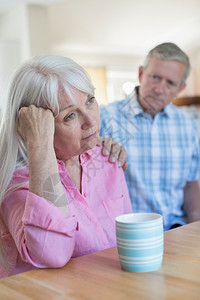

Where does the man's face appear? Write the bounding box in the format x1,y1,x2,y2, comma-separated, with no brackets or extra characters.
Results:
138,57,187,116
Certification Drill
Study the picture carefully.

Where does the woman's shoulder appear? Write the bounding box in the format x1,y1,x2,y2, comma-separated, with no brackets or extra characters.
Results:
85,145,123,174
86,145,112,163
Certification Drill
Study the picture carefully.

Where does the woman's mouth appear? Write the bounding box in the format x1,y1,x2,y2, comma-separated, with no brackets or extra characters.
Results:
82,131,98,140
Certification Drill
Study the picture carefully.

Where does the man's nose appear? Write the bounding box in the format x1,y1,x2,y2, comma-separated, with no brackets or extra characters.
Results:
154,80,165,93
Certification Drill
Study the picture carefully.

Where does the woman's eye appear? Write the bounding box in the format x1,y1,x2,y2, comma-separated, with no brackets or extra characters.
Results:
87,97,95,105
64,112,75,121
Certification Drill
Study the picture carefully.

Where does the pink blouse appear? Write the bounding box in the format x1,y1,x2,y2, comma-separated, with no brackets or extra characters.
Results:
0,146,132,278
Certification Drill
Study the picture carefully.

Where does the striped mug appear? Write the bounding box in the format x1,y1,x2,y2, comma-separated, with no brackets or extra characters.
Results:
116,213,163,272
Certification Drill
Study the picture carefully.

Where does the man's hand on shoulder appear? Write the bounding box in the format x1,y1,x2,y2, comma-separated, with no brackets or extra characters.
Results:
97,136,128,171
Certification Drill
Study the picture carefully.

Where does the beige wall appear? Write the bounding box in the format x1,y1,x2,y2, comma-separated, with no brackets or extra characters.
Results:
0,2,200,110
0,4,30,61
194,68,200,95
85,67,108,105
179,48,200,97
193,49,200,95
0,4,29,108
28,5,50,56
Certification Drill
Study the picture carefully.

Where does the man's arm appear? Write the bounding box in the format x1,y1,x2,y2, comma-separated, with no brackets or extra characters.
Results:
183,180,200,223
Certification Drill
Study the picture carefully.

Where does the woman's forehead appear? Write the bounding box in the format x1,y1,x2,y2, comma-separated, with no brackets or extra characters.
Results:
58,86,88,108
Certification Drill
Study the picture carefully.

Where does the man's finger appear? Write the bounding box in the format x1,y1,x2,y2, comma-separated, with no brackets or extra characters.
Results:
116,146,127,167
108,143,121,163
122,161,128,171
96,135,103,146
102,137,113,156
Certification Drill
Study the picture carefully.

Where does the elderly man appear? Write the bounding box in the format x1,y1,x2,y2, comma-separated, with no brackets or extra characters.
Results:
100,42,200,230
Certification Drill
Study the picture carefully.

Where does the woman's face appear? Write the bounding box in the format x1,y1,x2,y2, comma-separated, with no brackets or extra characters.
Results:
54,86,100,162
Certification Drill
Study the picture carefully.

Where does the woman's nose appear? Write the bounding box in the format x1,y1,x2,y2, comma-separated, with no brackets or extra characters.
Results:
81,114,96,130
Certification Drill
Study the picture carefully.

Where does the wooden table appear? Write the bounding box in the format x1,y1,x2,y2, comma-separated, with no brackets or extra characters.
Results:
0,221,200,300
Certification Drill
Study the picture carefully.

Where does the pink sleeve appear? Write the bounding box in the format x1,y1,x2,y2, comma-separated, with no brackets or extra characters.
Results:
2,189,78,268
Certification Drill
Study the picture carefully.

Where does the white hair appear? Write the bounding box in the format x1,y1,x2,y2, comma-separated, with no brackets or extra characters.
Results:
0,55,95,269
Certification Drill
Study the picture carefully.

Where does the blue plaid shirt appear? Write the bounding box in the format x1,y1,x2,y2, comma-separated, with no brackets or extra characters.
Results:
100,88,200,230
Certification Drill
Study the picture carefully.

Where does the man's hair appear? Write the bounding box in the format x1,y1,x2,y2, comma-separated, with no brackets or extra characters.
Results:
143,42,191,84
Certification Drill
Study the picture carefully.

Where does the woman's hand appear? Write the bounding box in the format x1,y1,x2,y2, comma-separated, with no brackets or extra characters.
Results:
17,105,68,216
97,137,128,171
17,105,55,148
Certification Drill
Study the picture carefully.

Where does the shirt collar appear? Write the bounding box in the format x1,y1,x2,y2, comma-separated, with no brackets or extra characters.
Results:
121,86,143,117
128,86,170,118
56,145,99,169
162,103,174,117
84,145,100,158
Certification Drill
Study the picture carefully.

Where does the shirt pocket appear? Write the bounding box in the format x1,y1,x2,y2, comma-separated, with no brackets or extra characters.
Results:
103,195,125,223
168,147,191,186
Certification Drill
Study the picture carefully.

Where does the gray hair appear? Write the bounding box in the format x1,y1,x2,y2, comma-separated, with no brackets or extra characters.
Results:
143,42,191,84
0,55,95,269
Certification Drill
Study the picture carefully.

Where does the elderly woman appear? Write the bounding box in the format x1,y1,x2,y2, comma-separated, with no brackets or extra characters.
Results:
0,55,132,278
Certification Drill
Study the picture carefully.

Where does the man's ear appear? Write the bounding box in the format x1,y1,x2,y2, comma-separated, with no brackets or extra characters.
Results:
178,83,186,94
138,66,144,83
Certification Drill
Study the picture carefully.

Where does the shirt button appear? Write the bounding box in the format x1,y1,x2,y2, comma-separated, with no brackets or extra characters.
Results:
84,193,87,197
